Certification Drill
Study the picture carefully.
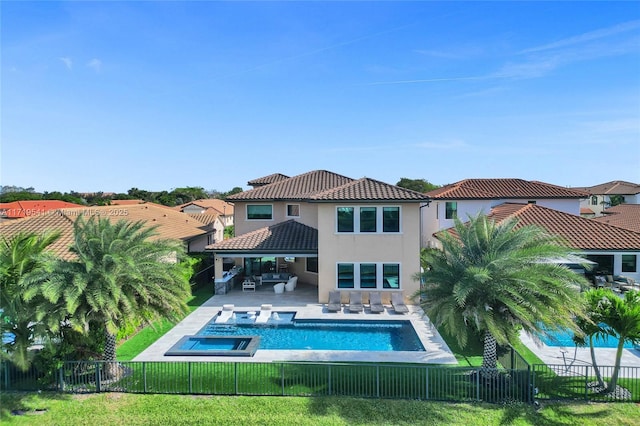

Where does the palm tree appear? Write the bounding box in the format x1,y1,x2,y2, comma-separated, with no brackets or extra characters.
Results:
0,231,59,370
416,213,588,372
24,215,192,376
593,290,640,392
573,288,610,389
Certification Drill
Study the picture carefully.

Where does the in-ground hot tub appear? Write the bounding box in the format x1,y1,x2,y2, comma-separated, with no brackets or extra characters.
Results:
164,335,260,356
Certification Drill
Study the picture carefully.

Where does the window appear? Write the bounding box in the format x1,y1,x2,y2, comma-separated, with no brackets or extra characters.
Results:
383,207,400,232
336,262,400,290
622,255,637,273
527,200,536,204
247,205,272,220
383,264,400,289
337,207,354,232
591,196,598,206
336,206,401,233
445,202,457,219
287,204,300,217
360,207,377,232
337,263,354,288
360,263,377,288
306,257,318,273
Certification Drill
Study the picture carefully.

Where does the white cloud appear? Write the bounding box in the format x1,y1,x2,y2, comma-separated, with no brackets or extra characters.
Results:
520,20,640,54
87,58,102,72
59,57,72,70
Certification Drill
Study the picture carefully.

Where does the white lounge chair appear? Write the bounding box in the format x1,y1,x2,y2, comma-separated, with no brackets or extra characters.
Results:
327,290,342,312
273,282,285,294
369,291,384,313
349,292,364,313
255,304,272,323
391,292,409,314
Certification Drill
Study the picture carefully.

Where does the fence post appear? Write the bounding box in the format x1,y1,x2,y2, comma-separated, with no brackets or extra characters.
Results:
143,362,147,394
425,367,429,400
281,363,285,396
234,363,238,395
584,365,590,402
59,365,65,392
328,365,332,396
188,362,193,394
376,365,380,398
476,368,480,401
95,362,101,393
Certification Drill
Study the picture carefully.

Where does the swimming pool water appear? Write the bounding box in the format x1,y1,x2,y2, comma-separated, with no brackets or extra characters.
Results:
539,327,635,349
199,313,425,352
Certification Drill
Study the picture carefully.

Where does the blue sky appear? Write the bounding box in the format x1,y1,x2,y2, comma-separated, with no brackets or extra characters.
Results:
2,1,639,194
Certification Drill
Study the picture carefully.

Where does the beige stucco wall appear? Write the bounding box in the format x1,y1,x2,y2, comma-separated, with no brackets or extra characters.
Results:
317,203,422,305
233,201,318,235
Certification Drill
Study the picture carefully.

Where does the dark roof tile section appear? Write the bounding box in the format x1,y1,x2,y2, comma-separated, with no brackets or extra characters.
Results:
592,204,640,233
247,173,290,187
228,170,354,201
207,220,317,253
311,178,429,202
485,203,640,250
425,179,589,200
573,181,640,196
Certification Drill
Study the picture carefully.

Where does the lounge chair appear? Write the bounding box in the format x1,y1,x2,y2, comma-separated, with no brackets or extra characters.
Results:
391,292,409,314
368,291,384,313
255,304,272,323
349,292,364,313
284,276,298,292
327,290,342,312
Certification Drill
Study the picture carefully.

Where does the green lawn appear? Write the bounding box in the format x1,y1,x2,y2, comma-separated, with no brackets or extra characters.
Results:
2,392,640,425
116,284,213,360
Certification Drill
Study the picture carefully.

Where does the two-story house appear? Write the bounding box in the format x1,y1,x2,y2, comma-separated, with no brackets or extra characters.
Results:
574,180,640,217
421,178,589,249
206,170,429,304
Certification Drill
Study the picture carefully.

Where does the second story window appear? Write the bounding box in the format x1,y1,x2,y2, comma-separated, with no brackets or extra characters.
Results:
337,206,401,233
247,204,272,220
337,207,354,232
445,202,457,219
360,207,377,232
287,204,300,217
591,196,598,206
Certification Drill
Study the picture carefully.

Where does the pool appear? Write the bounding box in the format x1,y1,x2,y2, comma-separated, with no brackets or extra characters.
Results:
197,311,425,352
539,327,635,349
165,336,261,356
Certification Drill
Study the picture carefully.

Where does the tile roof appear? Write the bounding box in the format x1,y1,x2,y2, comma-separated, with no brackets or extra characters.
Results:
484,203,640,250
0,200,84,219
310,177,429,202
0,203,208,260
175,199,234,215
592,204,640,233
109,199,145,205
206,220,317,254
580,207,595,215
247,173,290,187
425,178,589,200
227,170,354,201
188,213,219,228
228,170,429,202
573,180,640,196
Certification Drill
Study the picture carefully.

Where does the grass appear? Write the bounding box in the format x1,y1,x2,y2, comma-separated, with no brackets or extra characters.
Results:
116,284,213,360
2,391,640,425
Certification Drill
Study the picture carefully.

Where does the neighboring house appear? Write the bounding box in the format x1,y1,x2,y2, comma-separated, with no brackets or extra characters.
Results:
0,200,84,222
247,173,290,188
109,199,145,205
574,180,640,217
187,213,224,245
483,203,640,283
206,170,429,304
0,203,213,258
422,178,589,249
592,204,640,233
175,199,235,229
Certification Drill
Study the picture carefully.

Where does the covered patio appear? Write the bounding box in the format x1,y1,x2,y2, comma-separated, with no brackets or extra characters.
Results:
206,220,320,299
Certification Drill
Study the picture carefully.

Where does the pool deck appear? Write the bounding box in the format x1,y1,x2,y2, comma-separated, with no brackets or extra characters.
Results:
134,283,457,364
520,330,640,376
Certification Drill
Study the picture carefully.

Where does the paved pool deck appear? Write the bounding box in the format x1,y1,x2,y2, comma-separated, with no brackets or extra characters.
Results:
520,330,640,377
134,283,457,364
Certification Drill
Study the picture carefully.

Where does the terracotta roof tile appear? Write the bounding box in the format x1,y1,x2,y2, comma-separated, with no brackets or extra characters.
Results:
109,199,145,205
573,180,640,196
311,177,429,202
0,200,84,219
247,173,290,187
425,178,589,200
175,199,234,215
227,170,354,201
485,203,640,250
0,203,207,259
188,213,218,228
207,220,317,253
592,204,640,233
